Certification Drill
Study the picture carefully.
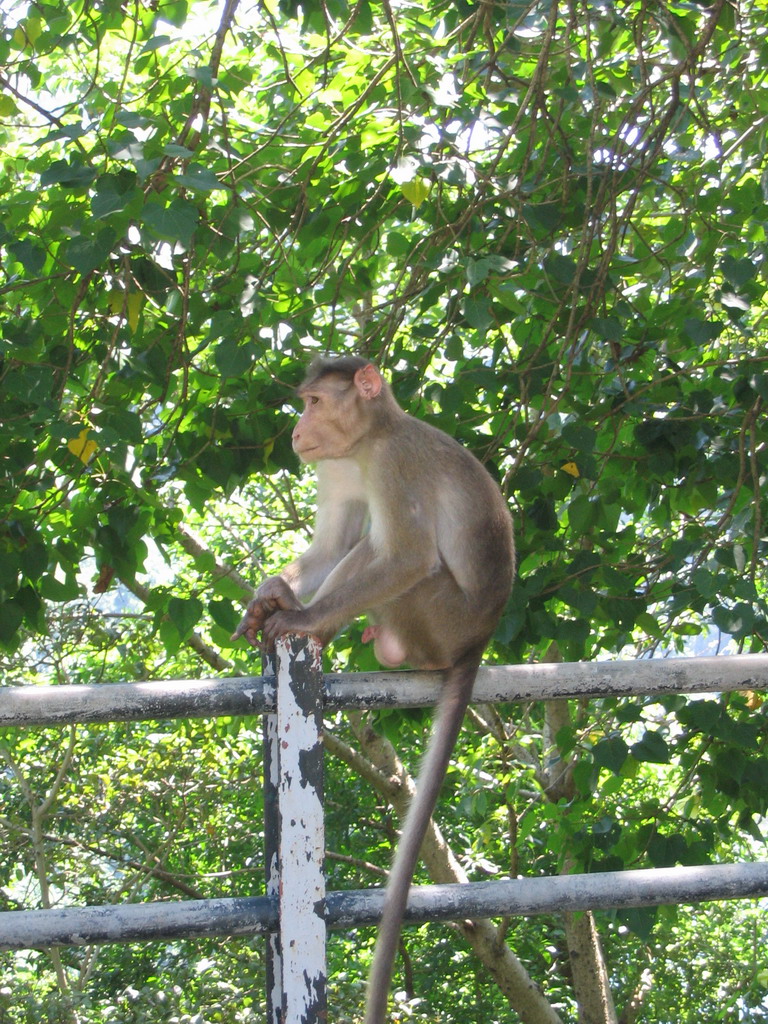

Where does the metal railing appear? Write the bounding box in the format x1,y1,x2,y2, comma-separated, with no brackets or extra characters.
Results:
2,645,768,1023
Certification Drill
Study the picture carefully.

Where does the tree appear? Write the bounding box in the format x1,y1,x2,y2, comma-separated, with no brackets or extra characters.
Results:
1,0,767,1020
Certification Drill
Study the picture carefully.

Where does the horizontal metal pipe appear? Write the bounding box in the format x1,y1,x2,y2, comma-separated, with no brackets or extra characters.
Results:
0,896,274,950
0,677,269,728
1,654,767,728
341,860,768,927
1,862,766,951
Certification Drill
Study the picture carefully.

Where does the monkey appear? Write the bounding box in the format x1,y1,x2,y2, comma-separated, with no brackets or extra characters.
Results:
231,355,514,1024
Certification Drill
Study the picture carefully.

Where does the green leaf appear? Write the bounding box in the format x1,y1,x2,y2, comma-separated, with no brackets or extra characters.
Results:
141,198,200,246
8,239,46,274
593,735,629,774
91,172,139,218
529,496,558,532
19,540,48,580
64,228,116,273
92,189,129,219
713,602,755,638
175,165,223,191
0,600,24,643
386,232,411,256
140,34,173,53
96,407,143,443
467,257,491,287
463,295,493,330
562,421,597,453
167,597,203,639
721,255,757,288
618,906,657,941
40,158,97,188
567,494,599,534
208,598,239,633
132,255,175,295
38,573,80,602
572,759,598,796
556,617,590,657
522,202,561,234
544,253,578,284
678,699,721,734
591,316,623,342
631,731,670,764
215,337,254,377
401,178,429,208
683,318,724,344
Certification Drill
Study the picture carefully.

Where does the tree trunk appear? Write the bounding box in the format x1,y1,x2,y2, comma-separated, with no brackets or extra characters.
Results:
329,715,564,1024
539,645,618,1024
563,910,619,1024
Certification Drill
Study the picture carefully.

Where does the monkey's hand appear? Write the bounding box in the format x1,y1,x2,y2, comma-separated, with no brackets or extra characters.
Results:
261,607,318,648
230,577,302,648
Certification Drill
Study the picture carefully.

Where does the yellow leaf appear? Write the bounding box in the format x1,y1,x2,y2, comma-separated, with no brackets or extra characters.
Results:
67,429,98,464
740,689,764,710
108,289,124,315
26,17,43,44
561,461,580,478
108,289,145,331
0,95,18,117
13,16,42,50
401,178,429,209
126,292,145,332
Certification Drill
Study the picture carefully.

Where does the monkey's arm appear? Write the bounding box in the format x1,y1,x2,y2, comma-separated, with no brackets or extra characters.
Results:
283,458,368,597
229,499,367,647
231,460,368,647
282,496,369,598
262,509,439,647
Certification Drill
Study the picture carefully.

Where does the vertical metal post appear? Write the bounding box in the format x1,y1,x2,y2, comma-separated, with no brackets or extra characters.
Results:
263,634,327,1024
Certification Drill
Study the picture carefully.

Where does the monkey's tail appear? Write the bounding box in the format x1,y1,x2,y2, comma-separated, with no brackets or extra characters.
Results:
363,646,483,1024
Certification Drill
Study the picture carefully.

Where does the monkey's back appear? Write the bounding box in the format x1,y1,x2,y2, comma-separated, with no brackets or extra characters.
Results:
366,413,514,666
405,414,513,590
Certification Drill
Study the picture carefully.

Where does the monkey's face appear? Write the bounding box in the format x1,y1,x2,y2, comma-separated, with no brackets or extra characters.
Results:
292,374,367,463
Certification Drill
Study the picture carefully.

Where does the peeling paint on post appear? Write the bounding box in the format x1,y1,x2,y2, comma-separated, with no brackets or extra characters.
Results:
264,635,326,1024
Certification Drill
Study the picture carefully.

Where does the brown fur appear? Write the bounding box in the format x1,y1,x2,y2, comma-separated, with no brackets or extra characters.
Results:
232,357,514,1022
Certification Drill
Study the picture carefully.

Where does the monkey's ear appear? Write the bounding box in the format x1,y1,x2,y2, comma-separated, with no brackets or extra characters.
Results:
354,363,383,400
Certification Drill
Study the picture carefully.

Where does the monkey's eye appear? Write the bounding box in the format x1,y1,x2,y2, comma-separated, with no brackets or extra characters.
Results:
308,395,320,406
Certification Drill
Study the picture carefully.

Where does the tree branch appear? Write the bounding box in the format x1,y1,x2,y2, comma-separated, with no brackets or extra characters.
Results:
345,712,564,1024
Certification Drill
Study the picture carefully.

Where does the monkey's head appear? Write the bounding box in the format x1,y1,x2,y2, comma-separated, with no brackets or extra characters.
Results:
292,356,392,463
